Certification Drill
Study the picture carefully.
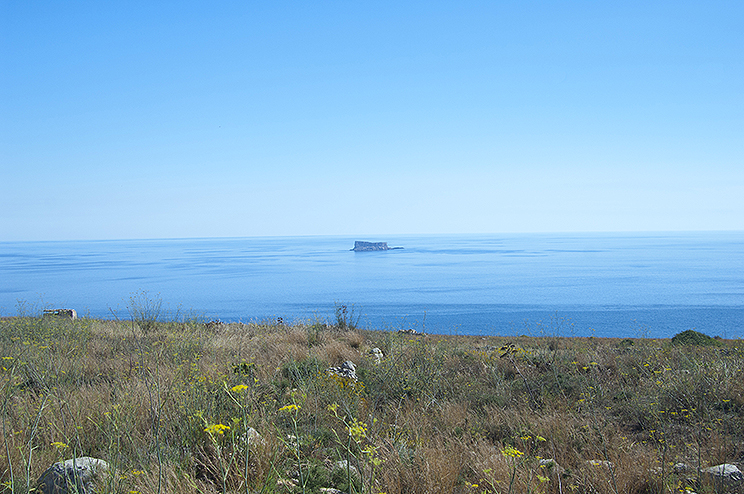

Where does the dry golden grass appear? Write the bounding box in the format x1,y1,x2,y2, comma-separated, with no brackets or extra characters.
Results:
0,315,742,494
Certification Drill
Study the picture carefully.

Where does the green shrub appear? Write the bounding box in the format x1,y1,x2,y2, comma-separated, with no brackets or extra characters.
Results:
618,338,635,348
671,329,718,346
334,302,360,331
280,356,326,388
128,290,163,333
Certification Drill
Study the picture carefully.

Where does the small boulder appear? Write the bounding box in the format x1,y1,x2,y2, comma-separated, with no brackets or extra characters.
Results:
328,361,357,381
333,460,359,477
586,460,613,469
277,478,298,489
285,434,300,449
702,464,743,486
37,457,108,494
370,347,384,364
243,427,264,447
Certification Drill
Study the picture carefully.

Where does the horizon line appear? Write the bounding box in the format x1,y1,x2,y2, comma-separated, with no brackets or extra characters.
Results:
2,228,743,244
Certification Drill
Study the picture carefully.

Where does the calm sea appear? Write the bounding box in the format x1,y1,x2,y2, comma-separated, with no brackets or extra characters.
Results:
1,233,742,338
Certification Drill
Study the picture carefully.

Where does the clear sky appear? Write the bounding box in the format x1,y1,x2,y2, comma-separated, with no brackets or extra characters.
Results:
1,1,742,241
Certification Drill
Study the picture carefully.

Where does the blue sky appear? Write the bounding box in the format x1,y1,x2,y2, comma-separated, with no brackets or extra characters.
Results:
1,1,742,241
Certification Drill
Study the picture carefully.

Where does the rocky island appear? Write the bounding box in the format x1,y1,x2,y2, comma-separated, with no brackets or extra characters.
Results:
351,241,403,252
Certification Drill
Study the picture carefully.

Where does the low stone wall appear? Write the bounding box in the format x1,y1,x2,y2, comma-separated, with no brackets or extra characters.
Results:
43,309,77,320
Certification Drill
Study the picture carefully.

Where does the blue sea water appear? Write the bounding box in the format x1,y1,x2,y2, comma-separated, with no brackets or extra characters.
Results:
1,232,742,338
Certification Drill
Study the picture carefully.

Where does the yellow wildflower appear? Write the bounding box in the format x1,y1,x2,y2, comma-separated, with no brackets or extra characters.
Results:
204,423,230,435
231,384,249,393
502,446,524,458
348,418,368,442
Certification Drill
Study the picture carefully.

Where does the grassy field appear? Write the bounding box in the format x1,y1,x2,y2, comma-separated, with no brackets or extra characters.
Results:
0,312,742,494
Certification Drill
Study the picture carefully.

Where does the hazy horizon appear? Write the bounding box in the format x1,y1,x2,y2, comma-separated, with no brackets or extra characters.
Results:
2,229,743,245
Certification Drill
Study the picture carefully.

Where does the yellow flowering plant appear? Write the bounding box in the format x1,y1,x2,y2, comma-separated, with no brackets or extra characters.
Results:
50,441,70,462
278,403,301,414
223,379,257,493
201,418,237,493
347,418,368,443
502,445,527,494
204,423,231,436
230,384,249,393
326,401,382,493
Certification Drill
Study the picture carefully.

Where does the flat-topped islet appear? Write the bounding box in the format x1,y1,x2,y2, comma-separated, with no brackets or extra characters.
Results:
351,241,404,252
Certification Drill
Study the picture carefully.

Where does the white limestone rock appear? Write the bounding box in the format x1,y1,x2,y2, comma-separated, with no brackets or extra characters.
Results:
37,457,109,494
702,463,743,486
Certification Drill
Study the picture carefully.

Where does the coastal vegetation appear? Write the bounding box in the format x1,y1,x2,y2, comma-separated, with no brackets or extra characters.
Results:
0,306,742,494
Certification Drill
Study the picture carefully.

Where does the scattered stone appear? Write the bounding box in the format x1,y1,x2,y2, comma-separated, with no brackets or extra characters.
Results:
320,488,345,494
586,460,614,469
328,361,357,381
397,329,424,335
37,457,108,494
333,460,359,477
370,347,384,364
702,464,743,486
286,434,299,449
242,427,264,447
277,478,297,489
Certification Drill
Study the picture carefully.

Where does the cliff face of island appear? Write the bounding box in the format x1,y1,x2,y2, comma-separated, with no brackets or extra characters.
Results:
351,241,403,252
